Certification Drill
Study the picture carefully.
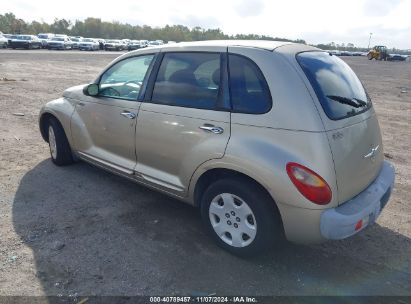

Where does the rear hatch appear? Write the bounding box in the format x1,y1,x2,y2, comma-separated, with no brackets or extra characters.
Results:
297,51,383,204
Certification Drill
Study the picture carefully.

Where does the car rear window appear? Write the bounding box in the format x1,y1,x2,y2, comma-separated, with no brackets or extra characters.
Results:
297,51,371,120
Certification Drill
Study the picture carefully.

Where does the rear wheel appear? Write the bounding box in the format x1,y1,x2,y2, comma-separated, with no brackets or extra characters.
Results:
201,178,283,257
47,117,74,166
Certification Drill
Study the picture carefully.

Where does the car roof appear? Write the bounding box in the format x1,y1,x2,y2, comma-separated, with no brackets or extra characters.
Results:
155,40,293,51
120,40,319,62
135,40,320,55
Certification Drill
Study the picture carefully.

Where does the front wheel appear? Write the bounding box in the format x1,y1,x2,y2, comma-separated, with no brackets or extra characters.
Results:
201,178,283,257
47,117,74,166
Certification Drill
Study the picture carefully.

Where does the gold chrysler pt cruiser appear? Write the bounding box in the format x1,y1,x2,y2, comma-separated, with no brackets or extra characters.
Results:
39,40,395,256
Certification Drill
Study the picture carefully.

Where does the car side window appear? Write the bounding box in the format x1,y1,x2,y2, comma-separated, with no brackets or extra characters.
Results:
151,52,221,109
228,54,271,114
99,55,155,100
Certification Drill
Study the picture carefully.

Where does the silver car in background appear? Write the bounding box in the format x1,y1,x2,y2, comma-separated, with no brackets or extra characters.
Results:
47,36,73,50
39,40,395,256
0,34,8,48
104,39,123,51
79,38,99,51
37,33,54,48
70,37,83,49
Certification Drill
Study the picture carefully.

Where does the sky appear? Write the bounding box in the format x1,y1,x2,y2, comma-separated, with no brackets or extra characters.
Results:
2,0,411,49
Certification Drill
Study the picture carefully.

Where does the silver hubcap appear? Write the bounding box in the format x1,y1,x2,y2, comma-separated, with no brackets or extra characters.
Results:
48,126,57,159
209,193,257,248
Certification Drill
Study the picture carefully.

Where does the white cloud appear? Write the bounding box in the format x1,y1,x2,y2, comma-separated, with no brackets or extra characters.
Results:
363,0,403,16
1,0,410,48
233,0,265,17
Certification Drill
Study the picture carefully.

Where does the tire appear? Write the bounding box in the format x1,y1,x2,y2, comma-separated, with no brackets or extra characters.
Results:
47,117,74,166
200,178,283,257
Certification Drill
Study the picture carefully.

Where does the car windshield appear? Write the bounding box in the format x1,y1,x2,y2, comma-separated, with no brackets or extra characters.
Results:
17,36,32,40
52,37,64,41
297,51,372,120
38,35,48,39
106,40,117,43
83,39,94,42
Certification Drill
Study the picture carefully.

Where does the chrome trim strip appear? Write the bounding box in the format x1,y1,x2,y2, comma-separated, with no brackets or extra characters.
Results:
77,151,134,175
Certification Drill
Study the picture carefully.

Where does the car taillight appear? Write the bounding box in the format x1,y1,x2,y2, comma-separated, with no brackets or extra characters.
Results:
286,162,332,205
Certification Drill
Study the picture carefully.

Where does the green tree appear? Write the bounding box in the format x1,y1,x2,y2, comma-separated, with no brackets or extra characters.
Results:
0,12,307,44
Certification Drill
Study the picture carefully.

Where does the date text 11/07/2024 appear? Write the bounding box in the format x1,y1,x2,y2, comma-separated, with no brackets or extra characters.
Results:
149,296,257,303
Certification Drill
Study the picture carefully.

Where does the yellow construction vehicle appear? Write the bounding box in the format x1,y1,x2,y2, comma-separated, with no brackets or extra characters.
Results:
367,45,388,61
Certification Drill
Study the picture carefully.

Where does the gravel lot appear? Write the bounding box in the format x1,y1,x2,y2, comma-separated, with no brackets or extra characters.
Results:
0,49,410,297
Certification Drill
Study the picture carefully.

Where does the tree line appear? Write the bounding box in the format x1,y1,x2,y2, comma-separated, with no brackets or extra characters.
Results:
0,12,306,43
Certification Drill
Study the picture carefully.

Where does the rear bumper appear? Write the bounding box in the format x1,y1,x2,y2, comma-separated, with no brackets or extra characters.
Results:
320,161,395,240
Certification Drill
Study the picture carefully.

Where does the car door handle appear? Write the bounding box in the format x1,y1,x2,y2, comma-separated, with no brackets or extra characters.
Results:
120,111,137,119
199,124,224,134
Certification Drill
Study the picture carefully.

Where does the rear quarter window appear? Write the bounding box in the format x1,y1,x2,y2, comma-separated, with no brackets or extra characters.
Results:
297,51,372,120
228,54,271,114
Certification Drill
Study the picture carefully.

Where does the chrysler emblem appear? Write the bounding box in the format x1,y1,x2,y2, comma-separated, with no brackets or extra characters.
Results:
364,145,379,161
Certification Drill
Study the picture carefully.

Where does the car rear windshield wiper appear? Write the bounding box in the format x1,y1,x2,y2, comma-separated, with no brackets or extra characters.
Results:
326,95,367,108
352,98,367,107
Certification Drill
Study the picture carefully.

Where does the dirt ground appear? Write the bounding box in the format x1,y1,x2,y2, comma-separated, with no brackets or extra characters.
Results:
0,50,410,297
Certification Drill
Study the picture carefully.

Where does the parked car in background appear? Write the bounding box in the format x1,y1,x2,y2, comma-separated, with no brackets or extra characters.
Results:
10,35,42,49
387,54,406,61
148,40,164,46
120,40,128,50
47,36,73,50
39,40,395,256
3,34,18,45
339,51,353,56
127,40,143,51
140,40,149,48
79,38,100,51
0,34,8,48
70,37,83,49
328,50,342,56
351,52,363,56
37,33,54,48
104,40,123,51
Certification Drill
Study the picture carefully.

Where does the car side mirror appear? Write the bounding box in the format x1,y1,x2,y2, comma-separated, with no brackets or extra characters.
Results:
83,83,99,96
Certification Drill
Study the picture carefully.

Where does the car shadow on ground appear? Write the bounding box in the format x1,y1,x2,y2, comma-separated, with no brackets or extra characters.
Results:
12,160,411,296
